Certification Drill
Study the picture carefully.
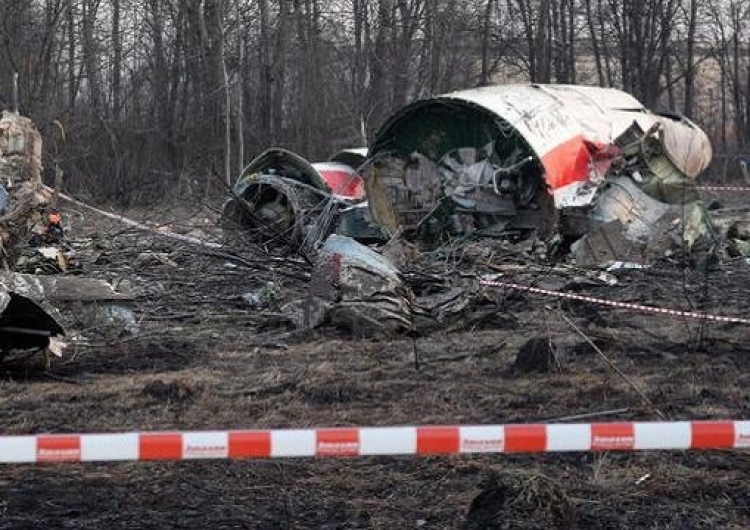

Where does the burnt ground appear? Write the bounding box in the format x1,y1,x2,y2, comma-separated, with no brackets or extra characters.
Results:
2,193,750,529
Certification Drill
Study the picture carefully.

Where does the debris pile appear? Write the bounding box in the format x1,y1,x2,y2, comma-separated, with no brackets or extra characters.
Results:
299,234,412,336
222,86,719,270
221,84,739,338
570,123,714,265
362,85,714,267
0,111,134,366
221,148,368,257
0,110,50,268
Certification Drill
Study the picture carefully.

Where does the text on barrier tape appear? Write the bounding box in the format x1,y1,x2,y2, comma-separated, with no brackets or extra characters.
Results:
0,421,749,463
481,280,750,326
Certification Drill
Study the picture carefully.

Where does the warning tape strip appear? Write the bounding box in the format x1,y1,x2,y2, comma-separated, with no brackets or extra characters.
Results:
47,187,223,250
481,280,750,325
1,421,749,463
697,186,750,192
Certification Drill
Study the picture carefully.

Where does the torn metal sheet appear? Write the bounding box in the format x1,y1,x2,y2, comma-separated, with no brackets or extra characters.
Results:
0,272,137,362
0,272,137,340
577,122,716,262
222,148,368,254
370,85,709,209
0,285,64,358
363,83,714,266
570,220,640,267
301,234,412,335
371,84,710,199
329,148,368,171
337,202,387,242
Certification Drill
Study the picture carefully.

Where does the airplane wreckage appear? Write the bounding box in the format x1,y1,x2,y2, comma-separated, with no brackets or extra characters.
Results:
223,84,731,334
0,110,134,365
0,84,737,360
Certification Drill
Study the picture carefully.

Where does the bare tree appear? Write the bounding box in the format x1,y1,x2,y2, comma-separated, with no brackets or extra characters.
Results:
0,0,747,203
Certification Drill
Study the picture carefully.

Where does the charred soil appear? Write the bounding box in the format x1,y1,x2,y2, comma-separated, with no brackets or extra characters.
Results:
1,196,750,529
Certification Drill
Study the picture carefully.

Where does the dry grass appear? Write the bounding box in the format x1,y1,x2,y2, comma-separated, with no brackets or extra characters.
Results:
1,198,750,528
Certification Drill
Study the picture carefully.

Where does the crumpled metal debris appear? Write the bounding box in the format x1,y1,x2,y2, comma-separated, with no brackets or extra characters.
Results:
363,145,552,245
709,158,750,259
0,272,137,342
242,281,279,309
363,84,715,267
225,85,730,337
0,281,64,360
299,234,412,335
0,111,51,268
567,122,715,265
0,111,143,366
711,206,750,258
222,148,367,256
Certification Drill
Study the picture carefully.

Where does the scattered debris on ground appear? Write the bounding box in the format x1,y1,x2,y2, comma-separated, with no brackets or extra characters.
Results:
0,112,133,364
3,88,750,527
219,85,742,340
0,188,749,527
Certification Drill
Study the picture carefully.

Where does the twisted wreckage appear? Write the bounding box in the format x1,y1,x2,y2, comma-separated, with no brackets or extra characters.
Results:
223,84,721,334
0,111,133,365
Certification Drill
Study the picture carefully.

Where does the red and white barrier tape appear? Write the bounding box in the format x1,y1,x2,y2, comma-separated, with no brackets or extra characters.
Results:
697,186,750,192
49,187,223,250
481,280,750,326
1,421,748,463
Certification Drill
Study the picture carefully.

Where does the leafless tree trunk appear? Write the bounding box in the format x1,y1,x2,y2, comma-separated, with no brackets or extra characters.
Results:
258,0,272,138
480,0,496,86
730,3,745,145
513,0,552,83
111,0,122,120
205,0,231,186
585,0,605,86
352,0,369,135
683,0,699,116
81,0,102,112
270,0,290,143
368,0,391,129
235,4,245,174
66,0,78,110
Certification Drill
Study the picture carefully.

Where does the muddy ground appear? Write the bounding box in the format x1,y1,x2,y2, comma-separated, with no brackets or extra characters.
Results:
1,191,750,529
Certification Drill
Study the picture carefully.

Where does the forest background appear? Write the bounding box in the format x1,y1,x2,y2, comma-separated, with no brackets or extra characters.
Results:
0,0,747,204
